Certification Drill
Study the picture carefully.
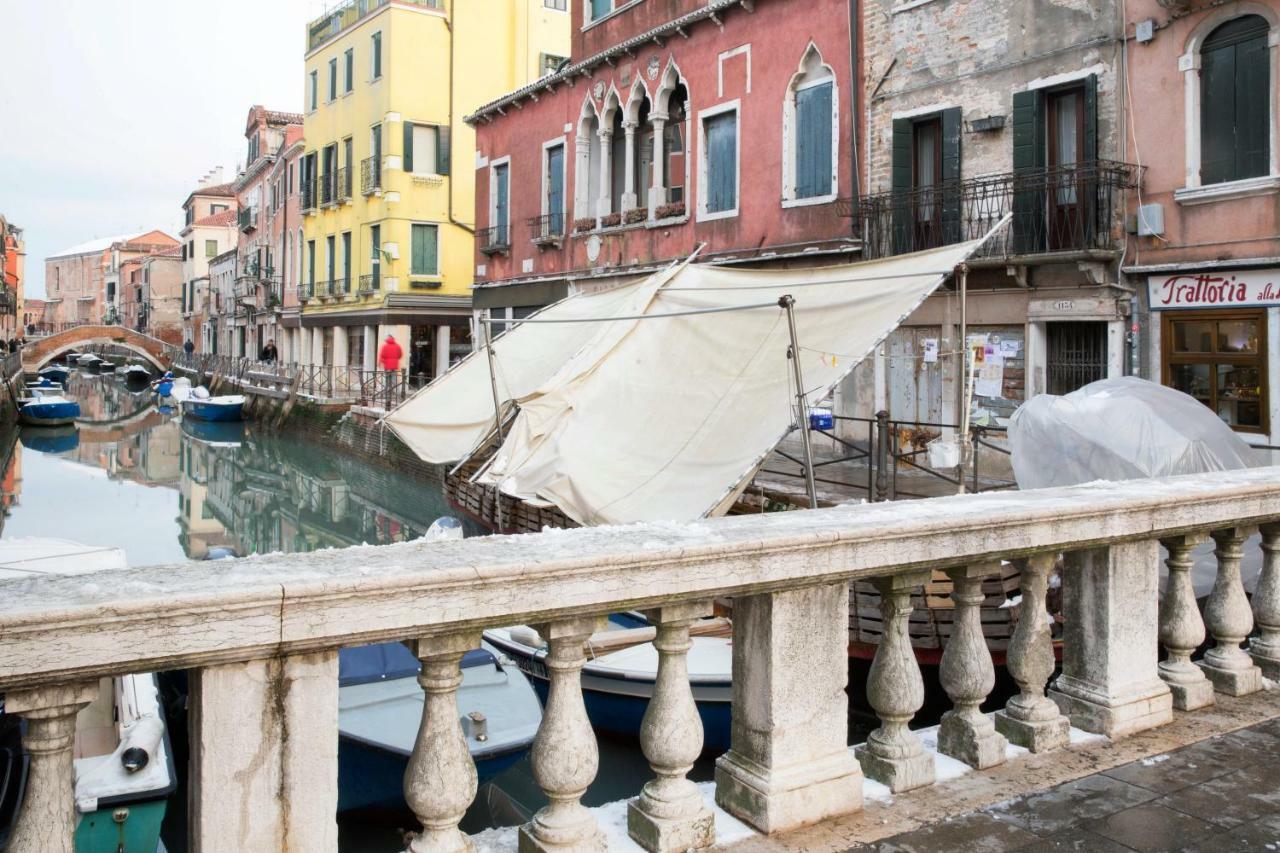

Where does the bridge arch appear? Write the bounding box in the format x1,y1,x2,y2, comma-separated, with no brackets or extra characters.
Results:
25,326,173,371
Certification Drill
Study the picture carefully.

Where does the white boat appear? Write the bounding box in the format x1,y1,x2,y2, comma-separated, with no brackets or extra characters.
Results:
483,615,733,750
0,539,174,851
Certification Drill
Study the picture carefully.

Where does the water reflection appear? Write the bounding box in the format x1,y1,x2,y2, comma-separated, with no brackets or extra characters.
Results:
6,370,457,566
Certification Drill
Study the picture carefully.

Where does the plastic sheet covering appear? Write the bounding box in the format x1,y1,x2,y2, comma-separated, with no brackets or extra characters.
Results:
1008,376,1258,489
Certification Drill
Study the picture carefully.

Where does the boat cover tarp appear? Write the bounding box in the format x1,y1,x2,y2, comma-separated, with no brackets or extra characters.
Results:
386,239,985,525
1008,376,1258,489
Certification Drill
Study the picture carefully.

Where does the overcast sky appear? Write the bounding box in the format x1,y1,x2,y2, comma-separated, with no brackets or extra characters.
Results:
0,0,332,299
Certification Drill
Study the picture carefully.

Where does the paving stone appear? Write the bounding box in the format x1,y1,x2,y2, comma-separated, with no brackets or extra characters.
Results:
1216,726,1280,759
1101,746,1240,794
1082,803,1215,852
1156,768,1276,829
1176,818,1280,852
1012,827,1135,852
860,812,1041,852
984,773,1159,836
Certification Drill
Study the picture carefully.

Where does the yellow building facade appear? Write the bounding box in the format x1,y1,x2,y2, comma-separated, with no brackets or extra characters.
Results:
299,0,569,379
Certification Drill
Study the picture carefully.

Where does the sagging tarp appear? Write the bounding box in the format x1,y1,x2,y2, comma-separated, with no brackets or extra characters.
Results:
386,239,986,526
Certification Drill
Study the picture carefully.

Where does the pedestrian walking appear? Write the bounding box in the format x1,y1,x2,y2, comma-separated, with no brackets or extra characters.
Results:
183,339,195,355
378,334,403,372
260,339,278,363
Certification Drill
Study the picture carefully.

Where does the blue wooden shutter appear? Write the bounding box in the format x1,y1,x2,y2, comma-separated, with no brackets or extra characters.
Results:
591,0,610,20
495,165,510,239
548,146,565,231
706,113,737,213
796,82,833,199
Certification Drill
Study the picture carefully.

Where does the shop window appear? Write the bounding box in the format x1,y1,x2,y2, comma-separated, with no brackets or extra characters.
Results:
1201,15,1270,186
1163,309,1268,432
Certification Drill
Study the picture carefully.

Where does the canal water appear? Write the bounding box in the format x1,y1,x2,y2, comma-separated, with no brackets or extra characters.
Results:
1,369,716,852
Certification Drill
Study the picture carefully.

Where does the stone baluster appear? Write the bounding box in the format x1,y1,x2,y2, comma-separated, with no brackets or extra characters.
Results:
520,616,607,853
939,563,1007,769
404,633,481,853
621,120,638,212
857,571,935,792
1200,527,1263,695
1158,535,1215,710
628,602,715,852
1253,523,1280,679
648,112,668,213
995,554,1069,751
5,681,98,853
597,128,614,219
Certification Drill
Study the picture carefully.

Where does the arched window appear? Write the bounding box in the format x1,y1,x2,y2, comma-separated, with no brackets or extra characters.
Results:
1201,15,1271,185
783,44,838,205
652,63,690,216
574,100,601,222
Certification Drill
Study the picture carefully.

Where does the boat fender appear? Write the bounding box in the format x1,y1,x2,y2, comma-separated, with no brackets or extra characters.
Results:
508,625,543,648
118,714,164,773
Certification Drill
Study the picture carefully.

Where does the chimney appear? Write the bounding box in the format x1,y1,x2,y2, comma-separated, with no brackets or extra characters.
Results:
197,166,225,189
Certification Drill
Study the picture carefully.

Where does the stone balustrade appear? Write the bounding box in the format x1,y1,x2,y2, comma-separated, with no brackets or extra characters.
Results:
4,467,1280,851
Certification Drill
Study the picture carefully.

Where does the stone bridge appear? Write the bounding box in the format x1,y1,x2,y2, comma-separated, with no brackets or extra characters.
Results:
3,468,1280,851
23,325,173,371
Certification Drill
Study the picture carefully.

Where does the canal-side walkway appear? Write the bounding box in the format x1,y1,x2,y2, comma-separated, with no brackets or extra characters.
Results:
730,688,1280,852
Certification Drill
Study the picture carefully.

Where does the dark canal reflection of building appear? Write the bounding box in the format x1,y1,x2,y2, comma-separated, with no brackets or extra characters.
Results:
8,371,459,563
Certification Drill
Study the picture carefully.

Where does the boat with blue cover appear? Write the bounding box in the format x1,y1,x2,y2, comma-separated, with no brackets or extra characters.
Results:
337,640,542,812
483,614,733,752
181,394,245,422
38,365,70,384
18,389,81,426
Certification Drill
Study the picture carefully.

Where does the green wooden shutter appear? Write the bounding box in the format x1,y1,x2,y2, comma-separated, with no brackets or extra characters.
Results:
1236,27,1270,180
402,123,414,174
436,126,451,175
890,118,912,255
591,0,610,20
1011,89,1046,253
495,165,510,239
1202,16,1270,184
425,225,438,274
796,82,833,199
940,107,963,244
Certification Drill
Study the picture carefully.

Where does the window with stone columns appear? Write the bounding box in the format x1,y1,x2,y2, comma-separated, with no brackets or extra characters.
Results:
782,43,839,207
573,99,602,221
623,80,655,215
601,90,626,219
651,62,690,217
1177,5,1279,201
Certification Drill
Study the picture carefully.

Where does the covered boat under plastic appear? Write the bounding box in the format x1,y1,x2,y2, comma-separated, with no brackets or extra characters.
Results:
386,239,987,526
1008,376,1259,489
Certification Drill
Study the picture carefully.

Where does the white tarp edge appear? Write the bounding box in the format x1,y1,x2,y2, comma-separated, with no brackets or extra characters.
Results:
469,239,986,526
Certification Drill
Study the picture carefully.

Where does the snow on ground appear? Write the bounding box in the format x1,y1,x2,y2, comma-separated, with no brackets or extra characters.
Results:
471,724,1104,850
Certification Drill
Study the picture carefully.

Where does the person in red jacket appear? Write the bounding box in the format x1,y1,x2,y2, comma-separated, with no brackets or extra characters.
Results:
378,334,403,372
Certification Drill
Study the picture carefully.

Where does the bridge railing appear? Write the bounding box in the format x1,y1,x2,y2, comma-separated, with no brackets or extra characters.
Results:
171,352,426,407
4,468,1280,851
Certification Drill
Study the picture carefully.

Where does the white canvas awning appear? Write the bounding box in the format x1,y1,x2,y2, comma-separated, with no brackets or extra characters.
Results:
386,238,988,526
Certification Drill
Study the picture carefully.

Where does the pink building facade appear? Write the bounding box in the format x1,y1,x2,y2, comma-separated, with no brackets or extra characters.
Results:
467,0,860,327
1124,0,1280,444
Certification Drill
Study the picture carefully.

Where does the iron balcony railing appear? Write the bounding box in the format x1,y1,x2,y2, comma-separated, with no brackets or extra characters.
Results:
300,180,317,213
238,207,257,233
360,158,381,195
337,167,352,202
333,276,351,297
320,173,336,206
477,225,510,255
841,160,1141,261
297,285,313,303
358,273,379,293
529,213,565,244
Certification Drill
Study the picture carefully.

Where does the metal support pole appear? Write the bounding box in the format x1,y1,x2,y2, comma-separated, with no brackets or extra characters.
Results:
779,295,818,509
875,409,890,502
484,323,506,532
955,263,969,494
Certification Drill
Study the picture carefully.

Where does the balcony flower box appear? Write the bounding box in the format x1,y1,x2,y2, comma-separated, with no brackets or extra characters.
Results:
655,202,686,220
600,212,622,228
623,208,648,225
573,218,596,235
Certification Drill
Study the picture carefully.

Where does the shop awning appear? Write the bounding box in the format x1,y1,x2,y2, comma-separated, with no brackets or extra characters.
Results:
386,238,989,526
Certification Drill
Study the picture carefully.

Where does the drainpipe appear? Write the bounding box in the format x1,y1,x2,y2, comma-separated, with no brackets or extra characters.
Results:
848,0,860,202
443,2,474,236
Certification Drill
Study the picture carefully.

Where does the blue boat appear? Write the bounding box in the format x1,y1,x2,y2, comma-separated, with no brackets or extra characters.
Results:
38,366,70,384
181,394,245,422
483,614,733,752
337,641,542,812
18,393,81,427
19,425,79,454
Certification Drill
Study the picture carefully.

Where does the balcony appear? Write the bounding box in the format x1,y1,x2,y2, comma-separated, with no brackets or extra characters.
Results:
477,225,511,256
529,213,565,247
360,158,381,196
333,276,351,298
297,284,313,303
300,180,317,214
358,273,379,294
841,160,1141,261
337,167,352,202
238,207,257,233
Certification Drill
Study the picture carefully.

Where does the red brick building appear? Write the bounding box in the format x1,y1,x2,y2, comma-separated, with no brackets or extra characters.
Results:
466,0,860,328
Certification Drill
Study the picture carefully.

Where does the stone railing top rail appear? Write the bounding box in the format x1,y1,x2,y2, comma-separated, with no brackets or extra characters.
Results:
3,467,1280,690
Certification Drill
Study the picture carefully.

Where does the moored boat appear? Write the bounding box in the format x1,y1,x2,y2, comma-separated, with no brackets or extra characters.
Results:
181,393,244,422
0,540,175,852
337,641,543,812
38,365,70,384
483,615,733,751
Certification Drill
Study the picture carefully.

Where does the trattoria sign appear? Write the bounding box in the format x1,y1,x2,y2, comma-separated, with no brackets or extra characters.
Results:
1149,270,1280,310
